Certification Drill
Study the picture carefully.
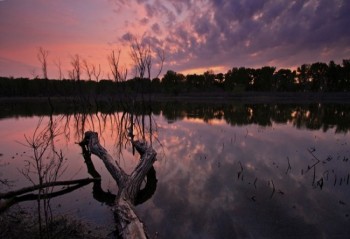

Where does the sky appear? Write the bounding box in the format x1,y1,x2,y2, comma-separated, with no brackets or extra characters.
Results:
0,0,350,80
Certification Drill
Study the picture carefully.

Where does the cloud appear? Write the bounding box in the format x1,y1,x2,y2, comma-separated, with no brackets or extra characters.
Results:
1,0,349,78
121,32,135,42
117,0,350,74
151,23,162,34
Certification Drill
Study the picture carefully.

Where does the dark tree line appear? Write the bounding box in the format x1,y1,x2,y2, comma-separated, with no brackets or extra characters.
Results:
160,59,350,93
1,59,350,97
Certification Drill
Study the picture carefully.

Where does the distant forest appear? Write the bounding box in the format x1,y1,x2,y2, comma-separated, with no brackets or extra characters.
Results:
1,59,350,97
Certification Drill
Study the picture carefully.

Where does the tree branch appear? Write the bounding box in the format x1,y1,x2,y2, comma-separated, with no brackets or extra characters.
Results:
80,131,128,188
79,131,157,239
0,178,97,199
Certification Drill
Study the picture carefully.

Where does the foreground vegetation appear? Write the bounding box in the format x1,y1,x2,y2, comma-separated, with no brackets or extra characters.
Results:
0,208,111,239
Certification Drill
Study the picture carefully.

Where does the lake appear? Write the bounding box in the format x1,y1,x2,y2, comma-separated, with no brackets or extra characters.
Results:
1,100,350,238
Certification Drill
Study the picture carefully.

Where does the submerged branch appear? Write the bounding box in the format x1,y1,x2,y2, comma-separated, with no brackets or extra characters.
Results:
0,178,97,199
0,178,96,213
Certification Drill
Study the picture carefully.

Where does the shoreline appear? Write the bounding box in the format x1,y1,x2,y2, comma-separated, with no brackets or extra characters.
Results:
1,92,350,104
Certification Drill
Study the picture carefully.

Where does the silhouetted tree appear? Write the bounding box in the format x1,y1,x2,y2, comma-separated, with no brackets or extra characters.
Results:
327,61,342,91
92,63,102,82
108,50,127,83
215,73,224,87
309,62,329,91
83,59,93,81
252,66,276,91
68,54,81,81
53,58,64,80
342,59,350,91
296,64,311,91
162,70,185,94
203,70,216,89
273,69,297,91
186,74,203,91
224,67,254,91
37,47,49,79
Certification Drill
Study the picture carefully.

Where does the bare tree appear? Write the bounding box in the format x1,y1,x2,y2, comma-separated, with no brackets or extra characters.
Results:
130,39,151,79
154,48,165,79
92,63,102,82
108,49,127,82
128,38,165,102
37,47,49,79
54,58,64,80
68,54,81,81
130,38,165,80
18,117,68,238
31,68,39,79
83,59,93,81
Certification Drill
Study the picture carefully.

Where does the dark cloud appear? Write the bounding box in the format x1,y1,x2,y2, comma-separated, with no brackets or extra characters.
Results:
151,23,162,34
121,32,134,42
139,17,149,25
133,0,350,72
100,0,350,74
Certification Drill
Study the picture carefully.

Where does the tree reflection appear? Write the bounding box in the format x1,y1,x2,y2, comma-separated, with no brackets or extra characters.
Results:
2,99,350,133
0,159,12,188
0,116,98,239
79,143,157,206
19,117,67,238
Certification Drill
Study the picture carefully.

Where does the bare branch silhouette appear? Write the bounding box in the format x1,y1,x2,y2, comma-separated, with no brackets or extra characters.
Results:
37,47,49,79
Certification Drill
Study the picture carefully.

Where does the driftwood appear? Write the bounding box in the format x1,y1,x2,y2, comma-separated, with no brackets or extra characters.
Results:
79,142,157,206
79,131,157,239
0,178,97,213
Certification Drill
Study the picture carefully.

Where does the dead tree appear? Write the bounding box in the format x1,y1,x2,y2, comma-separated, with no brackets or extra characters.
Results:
79,131,156,239
83,59,93,81
0,178,97,213
68,54,81,81
54,58,64,80
92,63,102,82
108,50,128,83
37,47,49,79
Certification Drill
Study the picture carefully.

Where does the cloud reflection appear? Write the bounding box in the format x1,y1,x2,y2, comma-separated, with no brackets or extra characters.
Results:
137,115,350,238
1,110,350,238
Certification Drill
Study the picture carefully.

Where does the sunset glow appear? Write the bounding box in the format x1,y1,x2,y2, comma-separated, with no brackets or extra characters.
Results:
1,0,349,79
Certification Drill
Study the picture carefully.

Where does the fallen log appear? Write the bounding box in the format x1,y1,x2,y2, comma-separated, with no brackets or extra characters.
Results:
0,178,96,213
79,131,157,239
0,178,98,199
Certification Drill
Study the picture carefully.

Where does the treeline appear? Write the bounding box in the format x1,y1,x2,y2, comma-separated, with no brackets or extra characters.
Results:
160,59,350,93
0,77,158,97
1,59,350,97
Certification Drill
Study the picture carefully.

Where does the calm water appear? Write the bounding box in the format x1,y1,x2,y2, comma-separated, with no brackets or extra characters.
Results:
1,102,350,238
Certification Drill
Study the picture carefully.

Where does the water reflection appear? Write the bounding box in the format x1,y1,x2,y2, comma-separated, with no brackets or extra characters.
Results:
138,118,350,238
1,100,350,133
0,102,350,238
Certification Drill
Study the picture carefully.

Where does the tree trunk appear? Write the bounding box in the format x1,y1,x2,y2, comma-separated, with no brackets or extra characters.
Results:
79,131,157,239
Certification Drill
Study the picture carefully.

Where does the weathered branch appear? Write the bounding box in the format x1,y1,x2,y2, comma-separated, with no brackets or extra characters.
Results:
79,131,157,239
79,131,128,187
80,141,157,207
0,178,96,213
0,178,97,199
127,140,157,203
